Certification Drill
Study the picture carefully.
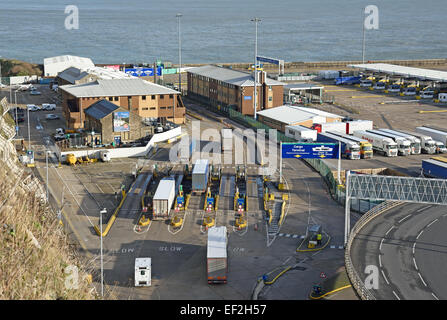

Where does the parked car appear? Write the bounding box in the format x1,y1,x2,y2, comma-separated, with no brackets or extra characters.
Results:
403,87,417,96
54,133,66,141
27,104,39,112
45,114,59,120
388,84,402,92
373,82,386,90
360,80,373,87
55,128,65,135
42,103,56,111
420,91,434,99
30,90,41,95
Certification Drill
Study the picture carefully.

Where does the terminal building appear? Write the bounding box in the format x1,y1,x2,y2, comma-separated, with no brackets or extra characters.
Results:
43,55,95,77
186,65,285,116
60,78,185,129
56,66,134,86
256,105,342,132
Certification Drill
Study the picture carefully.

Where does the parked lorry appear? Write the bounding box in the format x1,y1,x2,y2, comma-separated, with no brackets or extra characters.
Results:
312,120,373,135
353,131,398,157
134,258,151,287
416,127,447,153
422,159,447,179
377,129,421,154
221,128,233,151
317,132,361,159
152,178,176,219
395,130,437,154
328,132,373,159
192,159,209,193
345,120,373,134
366,130,411,156
285,125,317,142
207,226,227,284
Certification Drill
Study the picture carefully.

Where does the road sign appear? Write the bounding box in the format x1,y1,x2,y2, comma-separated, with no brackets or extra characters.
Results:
281,143,338,159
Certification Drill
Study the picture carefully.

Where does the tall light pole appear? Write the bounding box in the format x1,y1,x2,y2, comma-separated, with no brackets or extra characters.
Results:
251,18,261,119
0,56,2,86
46,150,50,203
99,208,107,298
176,13,183,94
362,7,366,64
27,105,31,149
14,90,18,136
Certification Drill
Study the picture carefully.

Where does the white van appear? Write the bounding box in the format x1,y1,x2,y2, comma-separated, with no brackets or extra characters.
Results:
420,91,434,99
360,80,373,87
403,87,417,96
439,93,447,102
100,150,111,162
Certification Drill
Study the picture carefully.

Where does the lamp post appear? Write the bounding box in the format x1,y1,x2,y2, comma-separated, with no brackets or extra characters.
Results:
27,104,31,149
176,13,183,94
251,17,261,119
14,90,18,136
362,7,366,64
99,208,107,298
46,150,50,203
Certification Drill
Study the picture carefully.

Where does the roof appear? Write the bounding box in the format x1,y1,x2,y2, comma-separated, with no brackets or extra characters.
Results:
291,106,342,119
285,124,315,131
284,83,324,90
57,67,91,84
60,78,179,98
44,55,94,66
84,99,120,119
188,65,284,87
257,105,324,125
207,226,227,258
193,159,209,175
349,63,447,82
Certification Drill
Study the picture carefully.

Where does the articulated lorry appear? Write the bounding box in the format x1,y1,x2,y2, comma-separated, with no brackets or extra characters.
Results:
192,159,210,193
353,130,398,157
394,130,437,154
312,120,373,135
416,127,447,153
377,129,421,154
221,128,233,151
328,132,373,159
207,226,228,284
152,178,176,220
317,132,361,159
285,125,317,142
366,130,411,156
422,159,447,179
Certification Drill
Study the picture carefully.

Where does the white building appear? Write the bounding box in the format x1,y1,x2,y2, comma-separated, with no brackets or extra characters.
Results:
43,55,95,77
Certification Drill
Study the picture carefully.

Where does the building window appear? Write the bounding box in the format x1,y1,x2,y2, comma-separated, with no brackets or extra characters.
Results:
150,107,156,110
160,95,164,99
269,97,273,101
169,94,173,99
151,95,156,100
142,107,148,110
114,97,119,101
160,107,167,110
108,97,113,101
142,96,146,100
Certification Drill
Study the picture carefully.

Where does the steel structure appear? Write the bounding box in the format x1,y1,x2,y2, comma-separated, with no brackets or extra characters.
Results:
344,172,447,244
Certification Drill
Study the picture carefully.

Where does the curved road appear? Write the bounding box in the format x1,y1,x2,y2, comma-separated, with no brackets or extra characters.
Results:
351,203,447,300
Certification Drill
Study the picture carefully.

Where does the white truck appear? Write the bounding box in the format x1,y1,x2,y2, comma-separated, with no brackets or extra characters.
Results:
152,178,176,219
134,258,151,287
353,130,398,157
317,132,361,159
207,226,228,284
395,130,437,154
378,129,421,154
285,125,317,142
367,130,411,156
221,128,233,151
416,126,447,153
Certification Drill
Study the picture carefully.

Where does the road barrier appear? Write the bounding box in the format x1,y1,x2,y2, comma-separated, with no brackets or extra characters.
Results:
278,201,286,226
94,189,127,237
344,200,404,300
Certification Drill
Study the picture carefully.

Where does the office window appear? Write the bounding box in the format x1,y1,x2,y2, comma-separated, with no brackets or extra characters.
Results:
142,96,146,100
142,107,148,110
160,95,164,99
108,97,113,101
150,107,156,110
151,95,156,100
269,97,273,101
169,94,173,99
114,97,119,101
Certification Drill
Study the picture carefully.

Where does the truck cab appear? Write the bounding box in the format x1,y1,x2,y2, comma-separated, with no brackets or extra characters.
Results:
135,258,151,287
435,141,447,153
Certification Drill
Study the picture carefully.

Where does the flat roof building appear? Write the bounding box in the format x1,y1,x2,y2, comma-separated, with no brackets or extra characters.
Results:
44,55,95,77
187,65,284,116
60,78,185,129
56,66,135,86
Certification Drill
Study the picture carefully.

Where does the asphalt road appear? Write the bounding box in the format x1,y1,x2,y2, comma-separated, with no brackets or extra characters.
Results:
350,202,447,300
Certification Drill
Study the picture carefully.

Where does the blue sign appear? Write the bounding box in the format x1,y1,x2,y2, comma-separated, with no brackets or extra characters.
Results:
256,56,281,65
124,67,162,77
243,96,252,100
113,112,130,132
281,143,339,159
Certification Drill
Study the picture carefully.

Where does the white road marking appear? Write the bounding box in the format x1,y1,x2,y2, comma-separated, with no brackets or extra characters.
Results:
413,257,418,271
398,214,411,224
379,238,384,251
426,219,438,228
385,226,394,236
413,242,416,255
392,291,401,300
378,255,382,268
416,205,432,212
381,270,390,285
432,293,439,300
416,230,424,240
418,273,427,287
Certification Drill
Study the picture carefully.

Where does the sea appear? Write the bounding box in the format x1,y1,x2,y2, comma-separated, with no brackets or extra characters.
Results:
0,0,446,65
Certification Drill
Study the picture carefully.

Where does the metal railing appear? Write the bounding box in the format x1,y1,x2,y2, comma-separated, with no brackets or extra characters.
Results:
344,200,404,300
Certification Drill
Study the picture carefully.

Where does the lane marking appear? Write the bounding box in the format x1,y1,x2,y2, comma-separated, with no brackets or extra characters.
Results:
416,230,424,240
418,273,427,287
379,238,384,251
381,270,390,285
413,257,418,271
416,205,432,212
392,291,401,300
432,293,439,300
426,219,438,228
398,214,411,224
378,254,382,268
385,226,394,236
413,242,416,255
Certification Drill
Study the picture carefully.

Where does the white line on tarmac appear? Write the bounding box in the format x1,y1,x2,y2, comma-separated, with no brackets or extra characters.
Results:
385,226,394,236
418,273,427,287
380,238,384,251
426,219,438,228
96,183,104,194
416,230,424,240
398,214,412,224
393,291,401,300
381,270,390,285
413,257,418,271
416,205,432,212
413,242,417,255
432,293,439,300
379,255,382,268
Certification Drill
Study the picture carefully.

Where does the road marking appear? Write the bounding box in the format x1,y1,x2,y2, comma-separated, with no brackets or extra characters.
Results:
416,205,432,212
416,230,424,240
385,226,394,236
418,273,427,287
413,242,416,255
392,291,401,300
378,254,382,268
381,270,390,285
432,293,439,300
413,257,418,271
379,238,384,251
426,219,438,228
96,183,104,194
398,214,411,224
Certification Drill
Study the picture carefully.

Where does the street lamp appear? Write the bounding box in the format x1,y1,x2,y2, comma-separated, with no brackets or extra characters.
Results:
27,104,31,149
14,90,18,136
46,150,51,203
99,208,107,298
251,17,261,119
176,13,183,93
362,7,366,64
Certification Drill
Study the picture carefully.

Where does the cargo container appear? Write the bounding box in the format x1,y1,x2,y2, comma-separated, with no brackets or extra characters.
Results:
192,159,209,193
346,120,373,134
134,258,151,287
311,122,347,134
328,132,373,159
285,125,317,142
221,128,233,151
422,159,447,179
152,178,176,219
207,226,227,284
367,130,411,156
353,131,398,157
377,129,421,154
317,132,361,159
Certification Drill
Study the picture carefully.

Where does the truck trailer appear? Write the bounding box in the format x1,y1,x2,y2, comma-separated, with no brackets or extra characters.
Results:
134,258,151,287
221,128,233,151
317,132,361,159
345,120,373,134
192,159,210,193
353,130,398,157
152,178,176,219
366,130,411,156
285,125,317,142
394,130,437,154
422,159,447,179
328,132,373,159
416,127,447,153
377,129,421,154
312,120,373,135
207,226,228,284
